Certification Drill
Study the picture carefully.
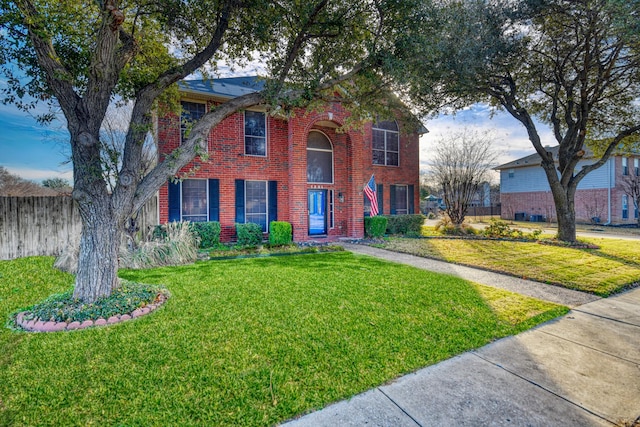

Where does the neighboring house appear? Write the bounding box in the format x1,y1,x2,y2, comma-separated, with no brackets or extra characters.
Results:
157,76,423,242
495,146,640,224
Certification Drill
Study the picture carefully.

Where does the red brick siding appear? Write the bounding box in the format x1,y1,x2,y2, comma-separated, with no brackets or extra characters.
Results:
158,99,420,242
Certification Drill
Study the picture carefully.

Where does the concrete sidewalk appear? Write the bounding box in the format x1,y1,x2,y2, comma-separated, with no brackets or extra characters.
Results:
340,243,600,308
281,246,640,426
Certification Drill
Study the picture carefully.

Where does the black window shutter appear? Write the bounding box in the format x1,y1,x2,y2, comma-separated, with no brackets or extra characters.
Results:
390,185,397,215
208,179,220,222
235,180,245,223
377,184,384,215
408,184,415,214
168,181,181,222
268,181,278,225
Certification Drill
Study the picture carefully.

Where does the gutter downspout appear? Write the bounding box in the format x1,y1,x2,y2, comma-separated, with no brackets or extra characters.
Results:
605,157,612,225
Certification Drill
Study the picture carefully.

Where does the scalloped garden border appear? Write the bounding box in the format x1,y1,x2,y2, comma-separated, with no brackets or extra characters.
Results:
14,293,168,333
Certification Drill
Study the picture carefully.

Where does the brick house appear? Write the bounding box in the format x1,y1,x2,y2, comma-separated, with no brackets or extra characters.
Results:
495,146,640,224
157,76,423,242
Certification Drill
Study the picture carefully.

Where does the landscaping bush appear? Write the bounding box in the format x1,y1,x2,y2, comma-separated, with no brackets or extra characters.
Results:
365,216,388,238
189,221,221,248
236,222,264,246
434,216,478,236
482,219,542,241
269,221,292,246
119,221,199,269
385,214,426,236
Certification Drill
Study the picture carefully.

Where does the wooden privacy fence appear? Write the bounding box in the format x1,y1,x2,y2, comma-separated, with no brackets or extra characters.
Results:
0,196,158,260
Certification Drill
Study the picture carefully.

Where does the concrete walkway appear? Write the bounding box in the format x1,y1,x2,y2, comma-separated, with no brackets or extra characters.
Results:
341,244,600,308
281,245,640,426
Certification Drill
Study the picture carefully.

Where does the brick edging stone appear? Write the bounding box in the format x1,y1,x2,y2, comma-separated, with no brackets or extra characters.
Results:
15,294,168,333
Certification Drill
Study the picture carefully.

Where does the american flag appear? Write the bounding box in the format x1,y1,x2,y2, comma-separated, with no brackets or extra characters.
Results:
364,175,379,216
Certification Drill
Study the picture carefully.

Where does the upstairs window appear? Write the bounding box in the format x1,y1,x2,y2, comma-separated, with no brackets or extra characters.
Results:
372,119,399,166
244,111,266,156
181,101,206,142
307,131,333,183
623,157,629,176
635,158,639,176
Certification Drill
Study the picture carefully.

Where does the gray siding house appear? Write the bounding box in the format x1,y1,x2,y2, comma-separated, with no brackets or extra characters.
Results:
495,146,639,224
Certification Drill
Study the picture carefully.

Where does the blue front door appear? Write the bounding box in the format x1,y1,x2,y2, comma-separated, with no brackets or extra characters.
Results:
308,190,327,235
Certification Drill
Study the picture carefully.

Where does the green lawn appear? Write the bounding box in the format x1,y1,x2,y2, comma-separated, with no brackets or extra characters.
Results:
0,253,566,426
381,236,640,296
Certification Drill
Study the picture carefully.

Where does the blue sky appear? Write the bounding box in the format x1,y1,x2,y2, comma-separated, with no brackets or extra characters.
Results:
0,87,555,184
0,101,72,183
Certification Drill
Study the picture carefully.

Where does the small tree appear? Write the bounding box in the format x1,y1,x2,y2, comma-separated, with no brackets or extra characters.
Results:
430,129,497,225
621,174,640,227
42,177,71,189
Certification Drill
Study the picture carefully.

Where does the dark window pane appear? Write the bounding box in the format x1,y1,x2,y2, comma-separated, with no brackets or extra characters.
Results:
182,179,207,221
245,111,266,156
386,132,399,152
372,130,385,150
245,181,267,231
307,131,332,150
307,150,333,183
386,152,399,166
373,150,385,165
245,111,266,136
371,120,399,166
394,185,408,214
373,119,398,131
181,101,206,141
245,136,266,156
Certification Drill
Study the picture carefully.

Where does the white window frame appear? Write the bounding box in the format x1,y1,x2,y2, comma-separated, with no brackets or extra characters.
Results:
635,158,639,176
622,157,629,176
180,100,207,144
372,120,400,167
181,179,209,222
306,130,334,184
622,194,629,220
245,180,269,232
244,110,267,157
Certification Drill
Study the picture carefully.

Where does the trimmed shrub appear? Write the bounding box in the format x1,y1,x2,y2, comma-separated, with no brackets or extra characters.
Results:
236,222,264,246
269,221,292,246
385,214,426,236
365,216,388,238
190,221,221,248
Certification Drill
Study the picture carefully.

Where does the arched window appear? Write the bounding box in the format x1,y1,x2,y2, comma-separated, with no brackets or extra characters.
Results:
372,119,399,166
307,131,333,183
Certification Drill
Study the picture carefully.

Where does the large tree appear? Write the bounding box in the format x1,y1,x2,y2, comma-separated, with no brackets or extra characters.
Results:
0,0,418,302
401,0,640,242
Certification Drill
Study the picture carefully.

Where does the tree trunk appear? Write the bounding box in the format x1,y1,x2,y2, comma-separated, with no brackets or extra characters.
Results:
548,180,577,243
555,199,577,242
73,205,123,303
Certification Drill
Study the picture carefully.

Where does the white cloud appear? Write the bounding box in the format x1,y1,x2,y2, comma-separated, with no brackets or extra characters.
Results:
4,166,73,184
420,103,556,177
